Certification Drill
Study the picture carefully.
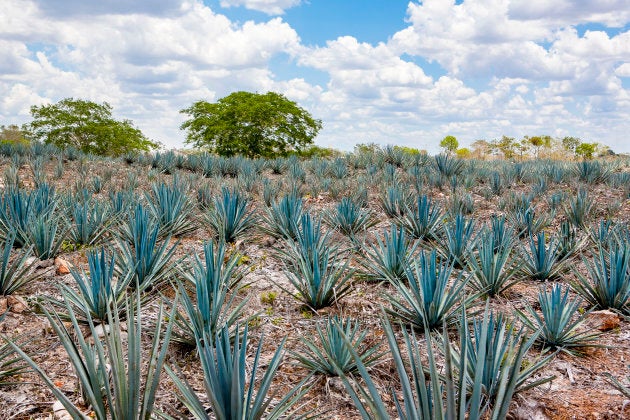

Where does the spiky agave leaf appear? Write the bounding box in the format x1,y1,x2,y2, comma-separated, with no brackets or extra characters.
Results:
520,232,567,281
259,193,303,241
206,187,258,243
116,204,179,292
277,214,355,309
178,239,248,345
387,249,469,330
361,224,417,284
6,288,178,420
323,197,376,240
292,316,382,376
516,283,602,355
60,248,129,322
397,195,442,242
146,181,197,238
572,241,630,313
167,324,311,420
0,231,39,296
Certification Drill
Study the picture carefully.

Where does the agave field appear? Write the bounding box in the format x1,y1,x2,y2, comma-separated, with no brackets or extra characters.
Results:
1,143,630,419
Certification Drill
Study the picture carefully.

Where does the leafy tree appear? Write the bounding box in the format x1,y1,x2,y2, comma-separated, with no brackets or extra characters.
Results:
575,142,598,160
440,135,458,154
525,135,552,158
470,139,492,159
492,135,517,159
562,136,581,155
455,147,471,158
291,145,341,159
25,98,158,156
0,124,29,146
180,91,322,158
354,143,382,154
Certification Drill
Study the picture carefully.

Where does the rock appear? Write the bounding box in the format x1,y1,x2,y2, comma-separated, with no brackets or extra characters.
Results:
588,310,621,332
38,258,55,268
25,256,39,267
53,400,72,420
7,295,28,313
54,257,71,275
93,323,110,339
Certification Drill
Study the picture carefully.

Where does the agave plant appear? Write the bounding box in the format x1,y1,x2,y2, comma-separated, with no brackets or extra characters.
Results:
260,194,303,241
0,184,57,246
292,316,382,376
438,213,476,268
487,215,514,254
387,250,469,330
434,153,465,178
521,232,566,281
379,183,411,218
167,324,309,420
557,220,582,260
572,241,630,313
323,197,376,240
333,304,552,420
278,214,354,310
452,307,553,410
398,195,442,241
0,232,39,296
146,181,197,237
564,188,594,229
7,289,178,419
575,160,612,184
117,204,179,292
361,224,417,283
66,197,114,248
516,283,601,355
467,228,520,298
206,187,258,243
109,189,136,218
60,248,129,322
177,240,247,346
25,211,68,260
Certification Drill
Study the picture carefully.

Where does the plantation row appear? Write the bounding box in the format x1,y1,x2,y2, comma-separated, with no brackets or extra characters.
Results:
0,141,629,418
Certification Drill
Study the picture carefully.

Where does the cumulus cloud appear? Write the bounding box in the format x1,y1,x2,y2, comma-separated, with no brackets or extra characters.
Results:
219,0,302,15
0,0,629,153
0,0,303,147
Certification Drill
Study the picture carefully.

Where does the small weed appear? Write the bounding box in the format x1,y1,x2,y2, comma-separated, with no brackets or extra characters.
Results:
248,315,262,328
260,291,278,306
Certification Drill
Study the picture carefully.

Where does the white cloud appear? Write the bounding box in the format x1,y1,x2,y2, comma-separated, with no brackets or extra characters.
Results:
0,0,629,153
616,63,630,77
219,0,301,15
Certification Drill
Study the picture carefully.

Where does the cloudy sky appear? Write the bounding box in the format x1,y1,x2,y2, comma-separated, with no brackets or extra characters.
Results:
1,0,629,153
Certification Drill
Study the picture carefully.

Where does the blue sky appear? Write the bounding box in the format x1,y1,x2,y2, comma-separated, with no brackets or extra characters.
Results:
1,0,630,153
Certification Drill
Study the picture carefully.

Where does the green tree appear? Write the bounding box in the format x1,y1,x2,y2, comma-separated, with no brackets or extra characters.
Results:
180,91,322,158
25,98,157,156
440,135,458,154
562,136,581,155
575,142,598,160
0,124,29,146
492,135,517,159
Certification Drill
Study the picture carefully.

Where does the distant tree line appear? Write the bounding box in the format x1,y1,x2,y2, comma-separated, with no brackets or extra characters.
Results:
0,94,615,160
466,135,609,160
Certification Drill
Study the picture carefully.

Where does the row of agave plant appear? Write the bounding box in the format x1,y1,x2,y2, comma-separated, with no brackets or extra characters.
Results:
0,149,629,418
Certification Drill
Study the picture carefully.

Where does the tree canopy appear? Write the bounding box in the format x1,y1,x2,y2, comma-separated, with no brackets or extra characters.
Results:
0,124,29,146
440,135,458,154
180,91,322,158
25,98,158,156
